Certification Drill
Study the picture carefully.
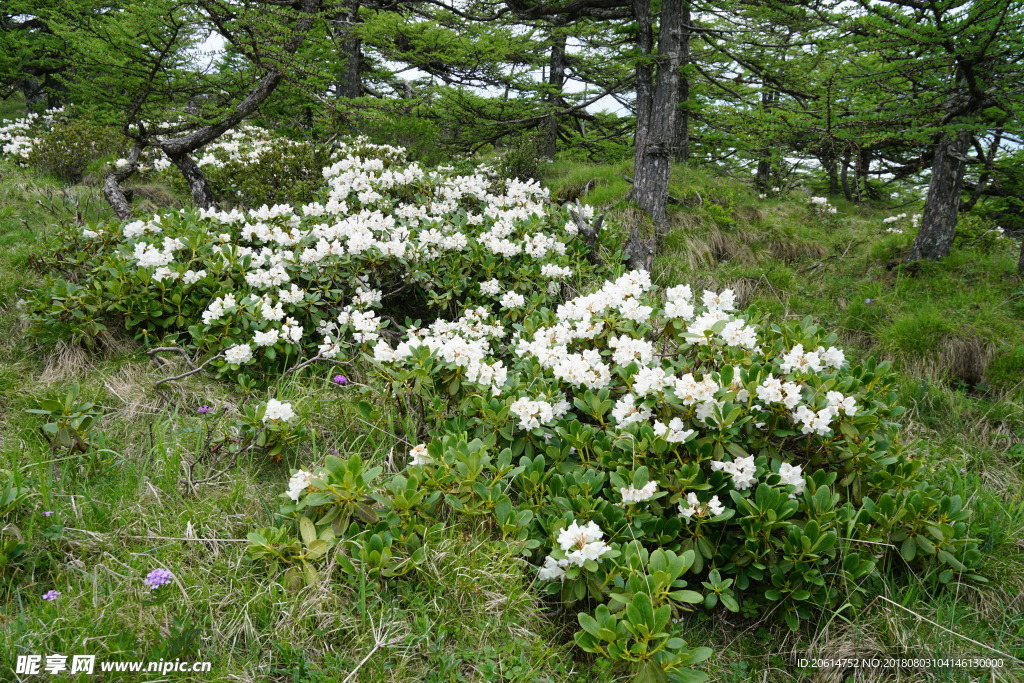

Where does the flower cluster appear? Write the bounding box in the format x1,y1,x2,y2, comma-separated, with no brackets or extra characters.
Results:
678,492,725,519
0,109,64,162
34,135,605,379
286,469,317,500
538,520,613,580
807,195,838,216
263,399,295,423
143,568,174,589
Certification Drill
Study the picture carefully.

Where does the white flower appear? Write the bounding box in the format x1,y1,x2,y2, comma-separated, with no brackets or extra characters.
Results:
792,405,834,436
556,520,612,567
286,469,315,500
181,269,206,284
609,335,654,367
253,328,279,347
263,399,295,423
610,393,651,429
707,495,725,516
557,520,603,551
702,289,736,312
819,346,846,369
480,279,502,295
711,456,757,490
510,397,562,430
620,480,658,504
538,555,566,581
679,492,700,519
500,291,525,309
224,344,253,364
778,462,806,496
679,492,724,520
780,344,824,374
409,443,432,466
826,390,858,416
652,417,695,443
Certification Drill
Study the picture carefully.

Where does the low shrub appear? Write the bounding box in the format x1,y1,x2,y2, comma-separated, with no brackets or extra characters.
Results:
27,119,121,182
29,138,612,387
264,272,981,681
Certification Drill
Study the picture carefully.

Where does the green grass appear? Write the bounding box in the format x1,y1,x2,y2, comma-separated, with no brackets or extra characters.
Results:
2,154,1023,681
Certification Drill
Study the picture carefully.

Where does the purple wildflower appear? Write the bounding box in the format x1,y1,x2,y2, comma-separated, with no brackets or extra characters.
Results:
197,405,213,414
143,568,174,589
329,447,340,456
864,298,873,304
42,590,60,601
332,375,348,385
41,510,54,517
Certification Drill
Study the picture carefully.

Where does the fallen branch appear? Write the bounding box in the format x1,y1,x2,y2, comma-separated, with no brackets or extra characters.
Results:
145,347,224,403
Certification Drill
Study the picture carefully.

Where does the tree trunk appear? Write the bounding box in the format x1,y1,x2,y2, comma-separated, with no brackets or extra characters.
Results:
542,25,568,159
631,0,683,240
840,152,853,202
907,130,972,262
335,4,362,99
672,1,691,164
853,147,871,203
102,0,323,217
822,150,839,195
754,87,778,192
104,145,142,220
169,153,216,209
21,78,45,112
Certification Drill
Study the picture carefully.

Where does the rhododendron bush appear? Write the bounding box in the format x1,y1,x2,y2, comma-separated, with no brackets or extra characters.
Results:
29,139,608,382
271,272,979,681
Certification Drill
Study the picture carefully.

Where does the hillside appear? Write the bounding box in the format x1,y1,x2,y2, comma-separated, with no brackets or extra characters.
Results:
0,145,1021,681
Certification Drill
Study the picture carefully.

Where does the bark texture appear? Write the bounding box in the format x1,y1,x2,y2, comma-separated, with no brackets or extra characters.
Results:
907,131,971,262
672,2,691,163
335,4,362,99
754,87,778,192
629,0,684,269
104,145,142,220
169,152,216,210
542,26,568,159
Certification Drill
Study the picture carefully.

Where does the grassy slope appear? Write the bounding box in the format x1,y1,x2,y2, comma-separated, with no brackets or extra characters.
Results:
0,146,1021,681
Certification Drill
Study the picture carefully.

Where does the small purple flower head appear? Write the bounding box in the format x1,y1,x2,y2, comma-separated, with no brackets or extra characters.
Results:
143,568,174,590
864,298,873,304
41,510,54,517
332,375,348,385
42,590,60,601
329,447,340,456
197,405,213,414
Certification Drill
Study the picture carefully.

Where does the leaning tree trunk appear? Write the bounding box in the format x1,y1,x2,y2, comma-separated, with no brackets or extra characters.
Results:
102,0,323,217
169,152,216,209
631,0,683,251
104,144,142,220
907,130,971,262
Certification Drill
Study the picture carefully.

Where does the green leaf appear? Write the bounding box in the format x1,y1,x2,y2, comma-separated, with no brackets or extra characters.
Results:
299,517,316,545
